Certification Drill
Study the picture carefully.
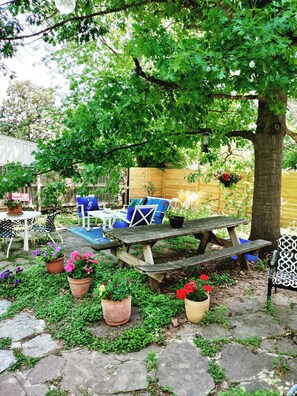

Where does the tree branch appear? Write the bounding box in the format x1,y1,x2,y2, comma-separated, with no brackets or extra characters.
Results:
2,0,166,42
211,93,258,100
133,57,178,89
226,130,255,141
286,128,297,142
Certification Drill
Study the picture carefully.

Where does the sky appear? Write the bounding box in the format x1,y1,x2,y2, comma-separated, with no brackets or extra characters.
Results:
0,42,67,102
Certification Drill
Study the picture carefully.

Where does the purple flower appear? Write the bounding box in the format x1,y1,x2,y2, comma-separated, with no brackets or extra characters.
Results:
15,267,23,273
33,249,41,257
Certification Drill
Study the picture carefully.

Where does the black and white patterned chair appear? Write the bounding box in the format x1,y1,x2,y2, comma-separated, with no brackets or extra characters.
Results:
30,212,63,243
267,235,297,298
0,220,16,258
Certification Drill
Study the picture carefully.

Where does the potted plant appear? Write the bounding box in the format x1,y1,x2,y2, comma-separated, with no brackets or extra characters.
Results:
33,242,65,274
176,275,213,323
166,201,185,228
64,250,98,297
4,198,23,216
96,275,132,326
215,172,243,187
0,267,23,287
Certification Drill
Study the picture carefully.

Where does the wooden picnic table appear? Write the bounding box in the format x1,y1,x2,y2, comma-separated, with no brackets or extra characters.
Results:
101,215,271,291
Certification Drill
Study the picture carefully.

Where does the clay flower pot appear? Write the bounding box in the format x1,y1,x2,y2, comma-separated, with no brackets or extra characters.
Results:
46,256,65,274
101,296,132,326
67,276,92,298
6,203,23,216
184,294,210,324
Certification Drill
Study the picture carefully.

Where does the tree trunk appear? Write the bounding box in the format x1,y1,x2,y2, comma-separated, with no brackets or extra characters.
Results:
250,96,286,249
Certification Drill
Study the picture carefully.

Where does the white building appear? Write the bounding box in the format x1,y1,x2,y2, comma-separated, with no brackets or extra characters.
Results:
0,134,37,165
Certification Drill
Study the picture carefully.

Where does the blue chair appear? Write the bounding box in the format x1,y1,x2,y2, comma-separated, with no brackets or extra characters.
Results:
145,197,172,224
76,196,103,228
113,205,158,228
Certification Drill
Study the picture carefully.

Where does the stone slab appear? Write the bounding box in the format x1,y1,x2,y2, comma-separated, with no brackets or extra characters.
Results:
0,312,45,341
229,311,285,339
22,333,61,357
157,340,215,396
0,299,12,316
0,350,17,373
219,342,275,382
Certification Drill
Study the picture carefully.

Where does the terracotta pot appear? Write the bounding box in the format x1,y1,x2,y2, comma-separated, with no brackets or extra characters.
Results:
6,203,23,216
46,256,65,274
169,216,185,228
101,296,132,326
67,276,92,298
184,294,210,324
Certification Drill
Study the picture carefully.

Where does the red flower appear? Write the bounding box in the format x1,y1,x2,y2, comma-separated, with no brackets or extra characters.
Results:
184,283,195,293
204,285,212,293
176,288,187,299
222,173,231,181
189,279,198,290
200,274,209,281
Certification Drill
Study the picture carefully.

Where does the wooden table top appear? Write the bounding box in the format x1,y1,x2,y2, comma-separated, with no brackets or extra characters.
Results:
104,215,250,246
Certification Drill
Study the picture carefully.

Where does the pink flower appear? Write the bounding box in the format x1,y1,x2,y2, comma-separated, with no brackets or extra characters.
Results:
65,262,76,272
70,251,81,260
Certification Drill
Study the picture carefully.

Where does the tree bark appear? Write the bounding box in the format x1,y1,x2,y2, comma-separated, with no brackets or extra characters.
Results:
250,96,286,249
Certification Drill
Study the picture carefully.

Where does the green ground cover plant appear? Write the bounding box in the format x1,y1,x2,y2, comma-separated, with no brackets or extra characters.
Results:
208,360,227,384
0,256,182,353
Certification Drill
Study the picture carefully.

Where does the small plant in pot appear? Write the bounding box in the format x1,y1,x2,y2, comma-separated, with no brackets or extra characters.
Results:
166,201,185,228
64,251,99,298
96,275,132,326
176,275,213,323
33,242,65,274
4,198,23,215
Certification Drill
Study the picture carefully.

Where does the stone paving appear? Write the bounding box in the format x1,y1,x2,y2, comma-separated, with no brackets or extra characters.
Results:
0,228,297,395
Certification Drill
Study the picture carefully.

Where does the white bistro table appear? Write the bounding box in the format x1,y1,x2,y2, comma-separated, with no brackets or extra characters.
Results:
86,209,119,230
0,210,42,251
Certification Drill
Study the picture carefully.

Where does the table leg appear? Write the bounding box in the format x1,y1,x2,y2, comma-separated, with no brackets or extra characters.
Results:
142,244,163,292
23,219,29,251
227,227,249,270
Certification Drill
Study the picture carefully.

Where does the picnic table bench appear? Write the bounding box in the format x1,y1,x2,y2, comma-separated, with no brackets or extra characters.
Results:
97,216,272,292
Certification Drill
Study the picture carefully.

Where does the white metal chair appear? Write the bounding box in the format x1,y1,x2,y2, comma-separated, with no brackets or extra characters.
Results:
0,219,16,258
267,235,297,298
113,205,158,228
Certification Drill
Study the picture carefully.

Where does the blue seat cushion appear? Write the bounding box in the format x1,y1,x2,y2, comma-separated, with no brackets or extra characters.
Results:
146,198,171,223
113,221,129,228
77,196,99,217
231,238,259,262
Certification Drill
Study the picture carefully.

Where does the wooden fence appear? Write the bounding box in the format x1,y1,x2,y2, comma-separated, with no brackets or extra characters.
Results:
128,167,297,228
